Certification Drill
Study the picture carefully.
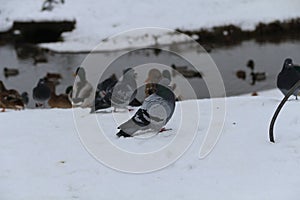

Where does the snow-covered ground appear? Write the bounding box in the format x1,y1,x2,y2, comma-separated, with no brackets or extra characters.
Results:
2,89,300,199
1,0,300,52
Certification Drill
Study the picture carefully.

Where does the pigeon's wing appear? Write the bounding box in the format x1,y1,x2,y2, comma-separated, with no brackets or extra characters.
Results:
141,94,173,130
278,68,300,90
118,108,150,136
111,81,136,107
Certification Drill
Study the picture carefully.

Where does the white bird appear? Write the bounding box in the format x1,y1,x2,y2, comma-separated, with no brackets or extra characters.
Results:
71,67,94,108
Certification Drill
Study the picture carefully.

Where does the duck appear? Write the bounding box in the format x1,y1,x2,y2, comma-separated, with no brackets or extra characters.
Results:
3,68,19,78
110,68,137,112
247,59,255,71
171,64,202,78
251,72,266,81
45,80,72,108
33,54,47,65
0,81,24,111
236,70,246,80
71,67,94,108
277,58,300,99
116,70,175,137
65,85,73,96
144,68,162,98
43,72,62,85
250,72,267,85
171,64,188,71
32,78,51,107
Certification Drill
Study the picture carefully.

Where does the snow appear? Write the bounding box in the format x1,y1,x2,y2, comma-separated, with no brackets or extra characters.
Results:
1,0,300,52
2,89,300,199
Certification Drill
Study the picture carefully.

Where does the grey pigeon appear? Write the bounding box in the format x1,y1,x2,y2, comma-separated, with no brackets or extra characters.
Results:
90,74,118,113
33,78,51,107
111,68,137,111
72,67,94,108
116,70,175,137
277,58,300,99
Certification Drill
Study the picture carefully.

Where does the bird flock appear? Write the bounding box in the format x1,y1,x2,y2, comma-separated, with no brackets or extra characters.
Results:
1,59,300,138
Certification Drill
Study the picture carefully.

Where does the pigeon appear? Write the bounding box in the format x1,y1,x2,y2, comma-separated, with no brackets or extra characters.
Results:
96,74,118,99
277,58,300,99
71,67,94,108
91,74,118,112
110,68,137,112
116,70,175,137
32,78,51,107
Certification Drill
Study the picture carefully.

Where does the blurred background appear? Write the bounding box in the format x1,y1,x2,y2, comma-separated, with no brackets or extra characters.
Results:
0,0,300,108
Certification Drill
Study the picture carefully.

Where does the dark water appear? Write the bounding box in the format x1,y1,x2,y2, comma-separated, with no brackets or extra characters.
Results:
0,40,300,108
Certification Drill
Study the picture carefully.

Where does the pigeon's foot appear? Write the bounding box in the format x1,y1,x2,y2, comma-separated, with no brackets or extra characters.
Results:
159,127,172,132
116,130,132,138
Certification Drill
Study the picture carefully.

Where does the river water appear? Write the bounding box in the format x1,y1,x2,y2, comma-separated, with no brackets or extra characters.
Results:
0,39,299,108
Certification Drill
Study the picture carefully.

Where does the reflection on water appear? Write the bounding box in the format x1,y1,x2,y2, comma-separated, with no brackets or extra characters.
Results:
0,40,300,108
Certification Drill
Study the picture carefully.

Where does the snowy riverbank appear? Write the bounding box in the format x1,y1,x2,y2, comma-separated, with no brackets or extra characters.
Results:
1,89,300,199
1,0,300,52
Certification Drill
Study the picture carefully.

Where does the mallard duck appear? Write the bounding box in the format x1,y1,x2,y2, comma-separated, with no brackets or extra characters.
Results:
33,54,47,65
32,78,51,107
0,81,24,111
250,72,267,85
65,86,73,95
171,64,202,78
71,67,94,108
4,68,19,77
144,68,161,98
44,72,62,85
46,80,72,108
171,64,188,71
180,70,202,78
247,59,255,71
117,70,175,137
236,70,246,80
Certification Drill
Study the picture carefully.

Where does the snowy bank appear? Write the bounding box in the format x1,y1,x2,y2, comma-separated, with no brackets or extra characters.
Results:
1,0,300,52
1,89,300,199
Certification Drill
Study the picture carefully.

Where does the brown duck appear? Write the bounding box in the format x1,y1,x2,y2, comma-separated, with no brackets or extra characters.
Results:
46,80,72,108
144,68,162,98
0,81,24,112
